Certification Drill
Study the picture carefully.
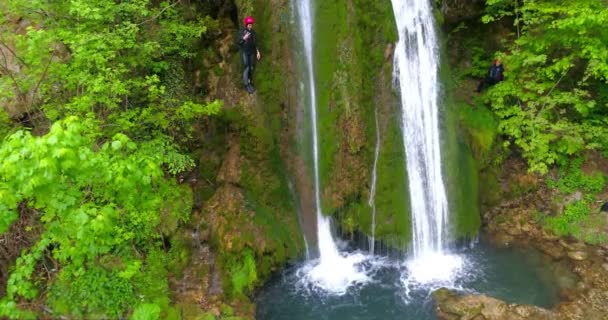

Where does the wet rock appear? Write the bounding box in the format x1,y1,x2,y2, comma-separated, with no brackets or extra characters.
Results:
520,222,534,233
505,224,523,236
542,230,560,241
433,288,555,320
492,232,514,247
559,239,586,251
537,242,565,260
575,281,588,291
568,251,588,261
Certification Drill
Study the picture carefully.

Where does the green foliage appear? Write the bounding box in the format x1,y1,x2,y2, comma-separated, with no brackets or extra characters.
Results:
546,200,591,236
481,0,608,173
0,0,220,140
458,104,498,162
0,117,191,318
547,158,606,194
131,304,161,320
544,157,607,243
49,265,137,318
225,249,257,297
0,109,11,139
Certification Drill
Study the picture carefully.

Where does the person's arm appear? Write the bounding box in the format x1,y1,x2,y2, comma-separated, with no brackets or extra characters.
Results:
253,32,261,60
238,29,251,46
237,29,244,47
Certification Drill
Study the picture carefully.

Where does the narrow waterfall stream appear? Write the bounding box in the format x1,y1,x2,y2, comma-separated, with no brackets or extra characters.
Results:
295,0,371,294
368,107,380,256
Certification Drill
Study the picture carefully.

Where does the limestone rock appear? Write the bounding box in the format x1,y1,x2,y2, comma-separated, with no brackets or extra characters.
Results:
433,288,556,320
537,242,565,260
216,137,241,184
567,251,588,261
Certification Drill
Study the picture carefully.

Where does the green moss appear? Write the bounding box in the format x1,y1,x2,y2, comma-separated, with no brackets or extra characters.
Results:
457,102,498,163
313,1,348,191
310,0,410,246
441,50,482,239
371,110,411,246
160,185,193,235
227,249,258,297
214,2,304,294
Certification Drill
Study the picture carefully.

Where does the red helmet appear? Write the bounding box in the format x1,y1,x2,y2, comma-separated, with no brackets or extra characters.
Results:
244,16,254,26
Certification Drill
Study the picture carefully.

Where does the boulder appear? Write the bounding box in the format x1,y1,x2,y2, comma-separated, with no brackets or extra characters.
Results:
567,251,588,261
537,242,565,260
433,288,555,320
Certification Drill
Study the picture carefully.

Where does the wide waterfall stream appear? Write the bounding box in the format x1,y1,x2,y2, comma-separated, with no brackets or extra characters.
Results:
257,0,568,318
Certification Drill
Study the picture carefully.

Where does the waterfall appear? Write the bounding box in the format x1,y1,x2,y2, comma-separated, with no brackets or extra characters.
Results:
391,0,463,284
368,107,380,255
295,0,369,294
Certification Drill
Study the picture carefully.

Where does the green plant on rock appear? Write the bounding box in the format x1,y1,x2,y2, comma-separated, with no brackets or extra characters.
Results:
546,200,592,237
547,157,606,195
544,157,607,243
224,249,257,297
481,0,608,174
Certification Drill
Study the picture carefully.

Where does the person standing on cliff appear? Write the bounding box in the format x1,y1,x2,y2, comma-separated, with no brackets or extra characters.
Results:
238,16,261,94
476,59,504,92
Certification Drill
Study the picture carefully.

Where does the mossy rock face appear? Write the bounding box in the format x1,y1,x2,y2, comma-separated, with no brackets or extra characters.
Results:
189,0,305,307
440,55,483,239
310,0,413,246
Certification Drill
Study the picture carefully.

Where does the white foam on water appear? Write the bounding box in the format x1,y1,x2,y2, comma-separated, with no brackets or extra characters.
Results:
400,253,470,302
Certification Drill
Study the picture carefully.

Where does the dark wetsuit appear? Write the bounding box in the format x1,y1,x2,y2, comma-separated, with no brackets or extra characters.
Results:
477,63,504,92
238,28,258,87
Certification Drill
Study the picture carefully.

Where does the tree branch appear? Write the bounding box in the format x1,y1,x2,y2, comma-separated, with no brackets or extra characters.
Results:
136,0,181,26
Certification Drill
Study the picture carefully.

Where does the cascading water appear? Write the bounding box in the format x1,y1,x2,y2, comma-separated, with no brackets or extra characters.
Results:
368,107,380,255
391,0,464,284
295,0,370,294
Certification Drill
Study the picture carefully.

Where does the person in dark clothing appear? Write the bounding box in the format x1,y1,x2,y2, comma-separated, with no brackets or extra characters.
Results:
477,59,504,92
238,16,261,94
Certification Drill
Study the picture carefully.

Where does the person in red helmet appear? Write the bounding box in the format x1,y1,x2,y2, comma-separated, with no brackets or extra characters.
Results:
238,16,261,94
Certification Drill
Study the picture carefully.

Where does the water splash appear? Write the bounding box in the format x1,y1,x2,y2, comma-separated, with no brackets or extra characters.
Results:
391,0,460,282
295,0,371,294
368,107,381,255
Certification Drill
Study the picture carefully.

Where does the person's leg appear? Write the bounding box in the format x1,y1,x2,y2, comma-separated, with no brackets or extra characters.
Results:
241,51,250,87
245,54,256,93
249,54,256,85
476,79,485,92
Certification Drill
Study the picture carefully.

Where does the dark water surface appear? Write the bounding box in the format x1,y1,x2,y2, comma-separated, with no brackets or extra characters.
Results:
256,241,570,320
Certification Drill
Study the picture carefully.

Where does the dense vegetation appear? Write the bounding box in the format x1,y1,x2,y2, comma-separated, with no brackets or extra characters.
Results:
472,0,608,242
1,0,607,318
481,0,608,174
0,0,219,318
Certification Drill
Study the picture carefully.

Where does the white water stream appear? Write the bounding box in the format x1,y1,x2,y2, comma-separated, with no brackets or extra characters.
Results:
368,107,380,255
391,0,464,284
295,0,370,294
